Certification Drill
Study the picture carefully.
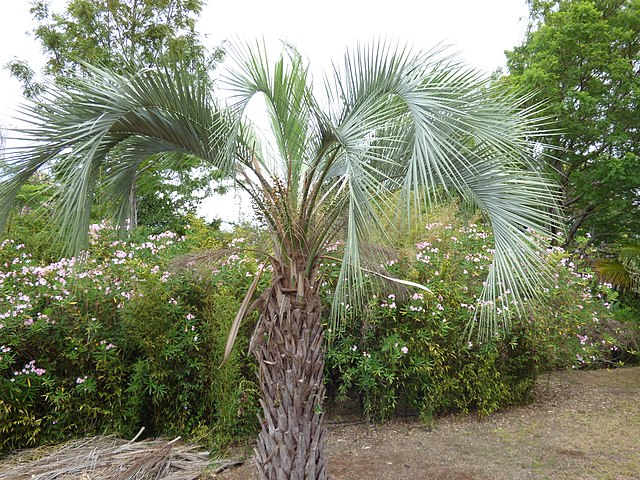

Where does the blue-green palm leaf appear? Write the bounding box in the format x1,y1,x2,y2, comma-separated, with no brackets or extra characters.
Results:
1,65,233,251
318,43,562,334
0,41,561,339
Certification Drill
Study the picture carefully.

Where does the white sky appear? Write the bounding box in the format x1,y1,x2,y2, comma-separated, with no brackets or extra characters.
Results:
0,0,530,225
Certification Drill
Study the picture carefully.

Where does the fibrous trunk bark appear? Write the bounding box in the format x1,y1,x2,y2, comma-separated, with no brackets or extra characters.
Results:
251,273,327,480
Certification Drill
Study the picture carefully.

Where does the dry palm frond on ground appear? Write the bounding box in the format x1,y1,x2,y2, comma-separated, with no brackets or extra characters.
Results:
0,432,238,480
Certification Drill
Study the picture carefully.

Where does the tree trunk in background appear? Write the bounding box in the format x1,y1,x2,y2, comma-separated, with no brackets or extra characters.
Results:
128,180,138,228
251,272,327,480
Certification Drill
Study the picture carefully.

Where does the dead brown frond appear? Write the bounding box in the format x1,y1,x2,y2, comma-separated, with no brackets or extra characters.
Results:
0,434,214,480
168,248,239,275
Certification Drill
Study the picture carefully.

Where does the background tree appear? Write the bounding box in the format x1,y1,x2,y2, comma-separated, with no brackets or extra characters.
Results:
29,0,213,79
6,0,225,230
0,42,560,479
8,0,220,95
503,0,640,247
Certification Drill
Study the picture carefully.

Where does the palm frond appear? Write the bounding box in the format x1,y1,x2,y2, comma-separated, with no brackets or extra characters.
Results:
0,65,233,252
323,41,561,338
595,244,640,294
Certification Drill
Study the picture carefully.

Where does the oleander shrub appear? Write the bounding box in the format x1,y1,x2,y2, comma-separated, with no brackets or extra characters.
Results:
0,220,261,454
2,210,637,454
323,220,640,421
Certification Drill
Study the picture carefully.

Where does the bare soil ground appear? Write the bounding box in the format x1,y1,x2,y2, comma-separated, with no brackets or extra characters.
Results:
217,367,640,480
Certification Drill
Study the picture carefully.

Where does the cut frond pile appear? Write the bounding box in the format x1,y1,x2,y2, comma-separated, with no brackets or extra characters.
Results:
0,435,214,480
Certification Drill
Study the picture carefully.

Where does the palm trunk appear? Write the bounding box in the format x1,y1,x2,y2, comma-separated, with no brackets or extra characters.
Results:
250,271,327,480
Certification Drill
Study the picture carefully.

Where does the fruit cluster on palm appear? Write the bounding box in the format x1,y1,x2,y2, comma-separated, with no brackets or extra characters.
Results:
0,41,560,479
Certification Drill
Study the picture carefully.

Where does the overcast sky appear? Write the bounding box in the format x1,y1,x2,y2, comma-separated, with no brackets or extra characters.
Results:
0,0,530,224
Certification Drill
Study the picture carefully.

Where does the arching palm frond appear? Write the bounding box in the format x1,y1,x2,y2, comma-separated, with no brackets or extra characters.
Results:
314,42,562,337
0,65,234,252
595,244,640,294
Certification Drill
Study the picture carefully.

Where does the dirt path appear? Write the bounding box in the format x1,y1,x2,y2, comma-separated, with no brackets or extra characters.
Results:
218,367,640,480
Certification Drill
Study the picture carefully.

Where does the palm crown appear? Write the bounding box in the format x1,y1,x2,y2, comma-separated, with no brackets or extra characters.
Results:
1,41,560,478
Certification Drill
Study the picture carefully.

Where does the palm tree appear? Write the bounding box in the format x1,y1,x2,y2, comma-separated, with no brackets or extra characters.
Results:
0,41,560,479
595,243,640,294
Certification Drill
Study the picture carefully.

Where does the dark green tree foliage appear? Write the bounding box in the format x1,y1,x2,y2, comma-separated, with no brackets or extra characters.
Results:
4,60,44,99
18,0,216,87
6,0,224,231
505,0,640,246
